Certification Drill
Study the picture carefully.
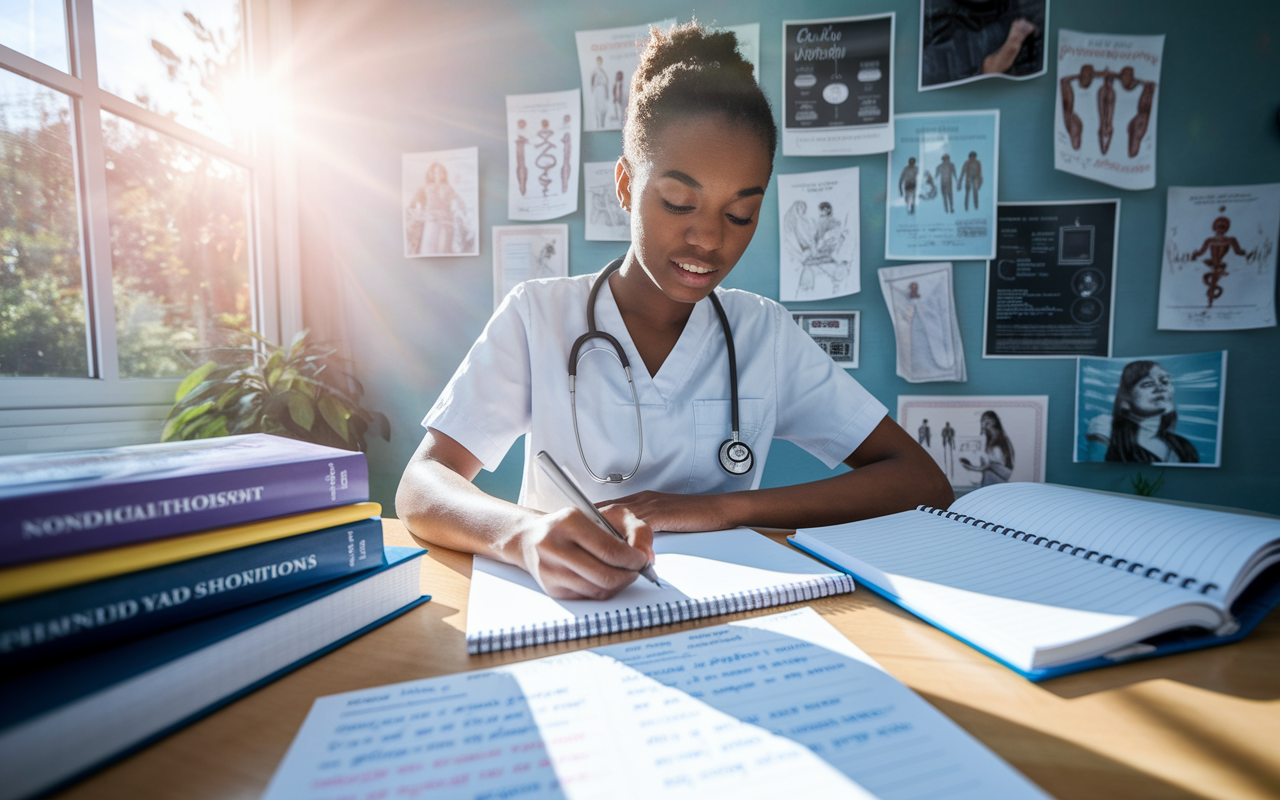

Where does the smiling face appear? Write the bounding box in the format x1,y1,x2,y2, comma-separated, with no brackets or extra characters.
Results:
1130,365,1175,416
616,113,772,305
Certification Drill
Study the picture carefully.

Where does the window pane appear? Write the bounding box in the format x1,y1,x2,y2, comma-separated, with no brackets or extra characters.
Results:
0,1,69,74
93,0,246,148
102,111,251,378
0,68,88,377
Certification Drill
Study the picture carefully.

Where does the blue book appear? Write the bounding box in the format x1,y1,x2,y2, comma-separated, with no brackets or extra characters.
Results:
0,434,369,568
0,546,428,800
0,517,385,674
790,483,1280,681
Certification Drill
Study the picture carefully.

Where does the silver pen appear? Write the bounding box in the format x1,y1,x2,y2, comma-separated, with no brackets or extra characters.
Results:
535,450,662,586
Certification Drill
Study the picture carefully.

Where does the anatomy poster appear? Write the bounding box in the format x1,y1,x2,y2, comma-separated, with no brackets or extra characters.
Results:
777,166,860,301
782,13,894,157
506,90,581,221
886,110,998,261
918,0,1049,91
898,395,1047,492
1075,351,1226,467
1054,30,1164,191
792,311,860,369
492,225,568,309
584,161,630,242
724,23,761,81
575,20,674,133
401,147,479,258
984,199,1119,358
1158,183,1279,331
878,262,967,383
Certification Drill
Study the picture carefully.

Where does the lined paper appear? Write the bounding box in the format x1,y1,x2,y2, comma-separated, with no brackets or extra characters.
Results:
263,608,1049,800
950,483,1280,600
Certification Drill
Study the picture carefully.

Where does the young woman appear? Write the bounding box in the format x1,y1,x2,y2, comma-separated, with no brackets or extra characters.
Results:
1102,360,1199,463
959,410,1015,485
397,23,952,601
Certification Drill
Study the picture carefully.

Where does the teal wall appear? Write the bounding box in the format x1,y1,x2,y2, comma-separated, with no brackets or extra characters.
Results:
291,0,1280,515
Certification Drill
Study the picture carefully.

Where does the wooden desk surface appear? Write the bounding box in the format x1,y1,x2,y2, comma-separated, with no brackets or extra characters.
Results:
54,519,1280,800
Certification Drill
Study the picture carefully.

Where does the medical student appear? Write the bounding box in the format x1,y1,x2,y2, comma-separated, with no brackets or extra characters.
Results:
396,22,952,601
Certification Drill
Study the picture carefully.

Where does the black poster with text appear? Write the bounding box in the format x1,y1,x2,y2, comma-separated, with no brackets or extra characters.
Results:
784,15,892,131
984,200,1119,357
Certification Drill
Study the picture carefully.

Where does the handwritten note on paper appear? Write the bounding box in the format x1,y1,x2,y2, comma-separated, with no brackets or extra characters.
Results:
263,608,1048,799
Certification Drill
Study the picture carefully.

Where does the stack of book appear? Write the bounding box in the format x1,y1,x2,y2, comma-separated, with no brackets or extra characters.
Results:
0,434,428,800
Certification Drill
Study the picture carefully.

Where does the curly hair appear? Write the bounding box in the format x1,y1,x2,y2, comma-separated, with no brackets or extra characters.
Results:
623,21,777,168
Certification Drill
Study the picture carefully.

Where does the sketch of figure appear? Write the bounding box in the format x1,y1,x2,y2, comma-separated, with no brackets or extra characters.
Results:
935,154,957,213
941,420,956,477
1191,215,1248,308
590,56,609,129
960,411,1015,485
899,279,955,374
514,120,529,196
611,70,626,126
560,115,573,195
535,119,557,197
960,151,983,210
531,239,558,279
899,157,919,214
807,202,851,293
588,185,629,230
920,171,938,201
784,201,817,272
918,418,931,447
405,161,472,256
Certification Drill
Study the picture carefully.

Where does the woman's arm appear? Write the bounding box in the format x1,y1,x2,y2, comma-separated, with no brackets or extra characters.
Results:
601,416,954,532
395,428,655,600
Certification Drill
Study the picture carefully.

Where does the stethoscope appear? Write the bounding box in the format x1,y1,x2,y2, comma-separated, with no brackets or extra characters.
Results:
567,258,755,483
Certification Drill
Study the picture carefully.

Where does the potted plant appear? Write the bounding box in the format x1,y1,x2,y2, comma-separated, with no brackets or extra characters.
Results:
161,328,390,451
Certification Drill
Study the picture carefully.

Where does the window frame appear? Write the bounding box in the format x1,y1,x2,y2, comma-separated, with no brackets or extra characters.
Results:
0,0,300,455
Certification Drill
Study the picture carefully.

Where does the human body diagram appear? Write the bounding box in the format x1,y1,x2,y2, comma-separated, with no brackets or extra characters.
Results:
405,162,474,256
1060,64,1155,160
784,200,853,296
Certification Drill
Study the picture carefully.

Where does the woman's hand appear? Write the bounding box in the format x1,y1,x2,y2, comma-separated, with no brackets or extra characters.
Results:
598,491,731,534
510,505,655,601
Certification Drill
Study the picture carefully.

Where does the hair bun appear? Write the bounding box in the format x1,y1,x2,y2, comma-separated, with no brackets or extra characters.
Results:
634,21,753,88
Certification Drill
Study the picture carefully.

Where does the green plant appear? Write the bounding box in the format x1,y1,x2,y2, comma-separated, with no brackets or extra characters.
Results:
161,328,390,451
1130,470,1166,497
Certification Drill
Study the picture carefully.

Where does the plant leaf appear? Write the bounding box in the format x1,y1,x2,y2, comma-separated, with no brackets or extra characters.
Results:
287,392,316,431
175,361,218,402
161,400,215,441
318,394,350,442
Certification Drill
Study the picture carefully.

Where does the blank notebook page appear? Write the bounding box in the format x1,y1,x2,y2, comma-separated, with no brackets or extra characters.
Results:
951,483,1280,594
467,529,847,639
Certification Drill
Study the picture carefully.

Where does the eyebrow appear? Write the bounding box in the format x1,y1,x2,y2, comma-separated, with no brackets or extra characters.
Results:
662,170,766,199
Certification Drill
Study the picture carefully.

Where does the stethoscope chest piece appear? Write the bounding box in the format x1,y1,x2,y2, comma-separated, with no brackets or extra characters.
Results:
719,437,754,475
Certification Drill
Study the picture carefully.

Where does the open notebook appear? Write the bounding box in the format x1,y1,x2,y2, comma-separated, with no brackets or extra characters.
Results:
466,530,853,654
791,483,1280,680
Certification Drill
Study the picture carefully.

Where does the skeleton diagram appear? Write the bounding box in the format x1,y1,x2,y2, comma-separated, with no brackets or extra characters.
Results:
1060,65,1156,158
1191,214,1248,308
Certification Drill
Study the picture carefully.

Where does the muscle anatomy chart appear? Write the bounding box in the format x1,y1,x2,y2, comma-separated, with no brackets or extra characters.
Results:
507,90,580,221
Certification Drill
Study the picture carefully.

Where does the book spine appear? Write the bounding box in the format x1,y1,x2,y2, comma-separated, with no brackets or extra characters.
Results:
914,504,1217,595
465,574,855,654
0,451,369,568
0,517,384,673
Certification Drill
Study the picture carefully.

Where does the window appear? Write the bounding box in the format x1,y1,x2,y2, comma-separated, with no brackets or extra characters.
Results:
0,0,298,454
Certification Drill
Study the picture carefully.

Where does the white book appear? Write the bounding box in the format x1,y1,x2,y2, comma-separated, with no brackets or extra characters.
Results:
791,483,1280,679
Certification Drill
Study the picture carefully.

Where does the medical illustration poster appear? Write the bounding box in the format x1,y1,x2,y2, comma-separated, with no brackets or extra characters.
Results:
918,0,1048,91
583,161,630,242
1075,351,1226,467
792,311,861,369
777,166,860,301
492,225,568,309
1158,183,1279,331
885,110,998,261
401,147,479,258
723,23,761,81
877,262,967,383
984,199,1119,358
782,13,894,157
897,395,1047,492
1054,30,1164,191
575,20,674,133
506,90,581,221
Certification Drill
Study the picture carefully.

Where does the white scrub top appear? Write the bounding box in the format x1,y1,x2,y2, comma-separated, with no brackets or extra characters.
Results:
422,271,888,512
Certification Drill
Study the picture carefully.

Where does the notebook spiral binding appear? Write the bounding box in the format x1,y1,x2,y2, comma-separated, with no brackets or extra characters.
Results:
466,574,855,655
915,505,1220,597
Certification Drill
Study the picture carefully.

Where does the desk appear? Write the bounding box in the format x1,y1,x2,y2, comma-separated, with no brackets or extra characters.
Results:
53,519,1280,800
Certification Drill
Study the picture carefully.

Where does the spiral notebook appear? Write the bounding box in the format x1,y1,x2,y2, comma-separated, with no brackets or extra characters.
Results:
790,482,1280,680
466,530,854,654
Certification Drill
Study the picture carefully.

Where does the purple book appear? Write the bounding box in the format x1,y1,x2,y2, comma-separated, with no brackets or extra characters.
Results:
0,434,368,568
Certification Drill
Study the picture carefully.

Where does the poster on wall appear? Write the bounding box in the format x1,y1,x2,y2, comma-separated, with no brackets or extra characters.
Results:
877,262,966,383
583,161,630,242
401,147,479,258
983,199,1119,358
1054,29,1164,191
492,225,569,309
1075,350,1226,468
918,0,1049,91
792,311,860,369
898,395,1047,492
506,89,581,221
885,110,998,261
723,22,761,81
1158,183,1279,331
575,20,675,133
777,166,860,301
782,13,894,157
